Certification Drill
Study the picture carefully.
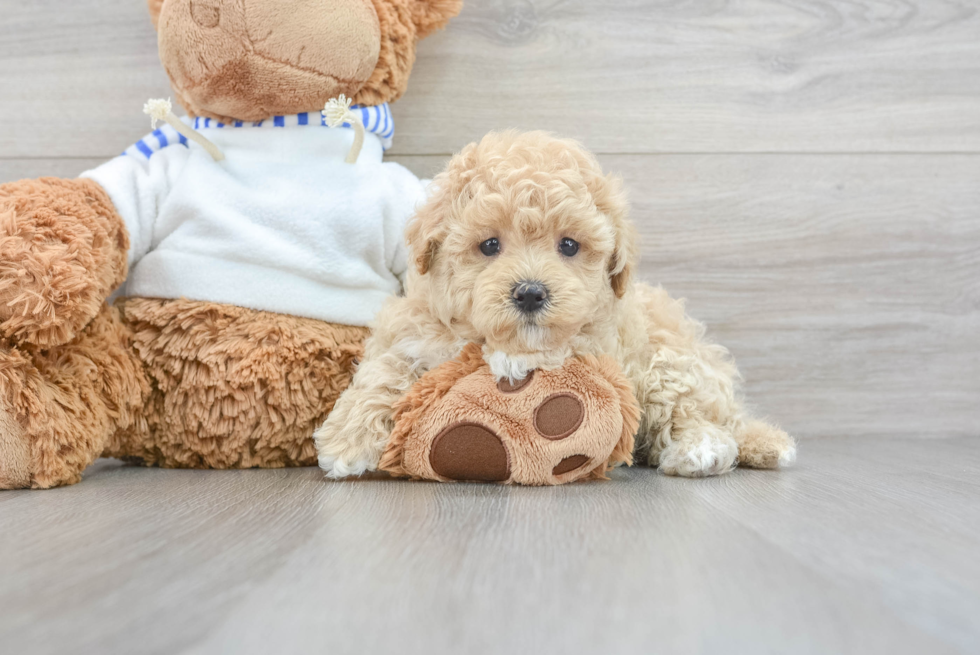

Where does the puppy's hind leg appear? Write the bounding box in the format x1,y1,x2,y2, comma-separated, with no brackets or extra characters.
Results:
734,418,797,469
630,364,741,478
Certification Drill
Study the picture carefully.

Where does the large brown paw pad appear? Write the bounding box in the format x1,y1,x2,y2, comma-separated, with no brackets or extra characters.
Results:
430,423,510,482
380,345,640,486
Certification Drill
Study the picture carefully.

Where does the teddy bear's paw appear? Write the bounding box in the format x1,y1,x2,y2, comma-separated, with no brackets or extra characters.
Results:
382,355,638,486
0,402,30,489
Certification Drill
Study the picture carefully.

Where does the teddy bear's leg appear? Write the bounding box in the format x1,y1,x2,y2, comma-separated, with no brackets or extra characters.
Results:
110,298,368,469
0,303,149,489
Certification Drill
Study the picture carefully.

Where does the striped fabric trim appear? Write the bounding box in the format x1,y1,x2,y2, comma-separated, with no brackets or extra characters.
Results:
123,103,394,161
122,123,189,161
192,104,393,148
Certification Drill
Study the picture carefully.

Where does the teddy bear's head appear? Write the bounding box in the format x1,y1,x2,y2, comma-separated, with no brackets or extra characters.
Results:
147,0,461,123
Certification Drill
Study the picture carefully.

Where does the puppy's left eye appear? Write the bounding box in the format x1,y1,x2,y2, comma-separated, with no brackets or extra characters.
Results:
480,238,500,256
559,237,580,257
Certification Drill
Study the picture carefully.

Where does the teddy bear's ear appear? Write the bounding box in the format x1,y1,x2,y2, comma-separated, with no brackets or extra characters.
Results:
411,0,463,39
147,0,166,30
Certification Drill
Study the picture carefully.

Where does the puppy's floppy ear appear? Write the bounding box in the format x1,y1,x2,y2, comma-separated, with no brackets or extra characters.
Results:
147,0,166,30
608,215,638,299
406,140,478,275
411,0,464,39
581,162,637,299
405,175,451,275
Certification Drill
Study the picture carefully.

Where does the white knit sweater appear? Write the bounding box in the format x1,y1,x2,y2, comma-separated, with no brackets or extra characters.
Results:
82,106,427,326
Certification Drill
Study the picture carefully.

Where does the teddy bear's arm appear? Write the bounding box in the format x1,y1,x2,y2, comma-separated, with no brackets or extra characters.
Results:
0,177,129,347
80,142,191,270
0,139,189,348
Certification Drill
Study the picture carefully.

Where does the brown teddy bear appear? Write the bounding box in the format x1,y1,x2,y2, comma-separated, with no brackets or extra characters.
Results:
0,0,462,489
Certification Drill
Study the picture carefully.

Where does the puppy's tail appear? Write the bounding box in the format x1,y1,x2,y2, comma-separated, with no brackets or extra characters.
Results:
734,419,797,469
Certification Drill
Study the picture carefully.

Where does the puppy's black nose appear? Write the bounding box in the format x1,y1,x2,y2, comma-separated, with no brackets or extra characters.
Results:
512,280,549,314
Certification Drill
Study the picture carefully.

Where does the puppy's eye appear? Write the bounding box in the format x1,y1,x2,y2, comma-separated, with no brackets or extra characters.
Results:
480,238,500,256
559,237,580,257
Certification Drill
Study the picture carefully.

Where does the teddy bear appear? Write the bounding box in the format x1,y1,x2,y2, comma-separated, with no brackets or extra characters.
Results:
0,0,463,489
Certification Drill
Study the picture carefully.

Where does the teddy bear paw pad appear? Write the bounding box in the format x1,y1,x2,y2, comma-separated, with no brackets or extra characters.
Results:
533,393,585,439
429,423,510,482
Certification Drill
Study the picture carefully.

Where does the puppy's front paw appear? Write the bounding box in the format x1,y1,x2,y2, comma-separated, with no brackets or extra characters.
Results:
317,450,380,479
313,420,385,480
658,427,739,478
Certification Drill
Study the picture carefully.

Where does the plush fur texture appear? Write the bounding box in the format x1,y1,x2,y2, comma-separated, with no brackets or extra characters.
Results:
0,408,29,488
0,178,128,348
150,0,462,122
316,131,797,479
0,297,366,489
107,298,367,470
379,343,639,485
0,303,147,488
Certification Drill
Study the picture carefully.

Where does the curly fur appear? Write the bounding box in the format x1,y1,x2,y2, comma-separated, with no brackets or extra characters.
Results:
316,131,797,478
0,178,128,348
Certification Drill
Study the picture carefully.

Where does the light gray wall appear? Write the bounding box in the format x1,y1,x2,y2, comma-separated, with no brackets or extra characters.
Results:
2,0,977,439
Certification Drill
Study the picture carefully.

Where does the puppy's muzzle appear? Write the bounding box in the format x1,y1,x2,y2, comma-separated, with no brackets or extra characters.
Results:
512,280,549,315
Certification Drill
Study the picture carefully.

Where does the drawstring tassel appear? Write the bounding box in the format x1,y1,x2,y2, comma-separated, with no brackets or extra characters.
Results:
323,94,365,164
143,98,225,162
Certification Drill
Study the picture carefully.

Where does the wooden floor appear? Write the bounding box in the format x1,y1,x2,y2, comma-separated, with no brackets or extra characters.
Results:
1,1,979,653
0,437,977,654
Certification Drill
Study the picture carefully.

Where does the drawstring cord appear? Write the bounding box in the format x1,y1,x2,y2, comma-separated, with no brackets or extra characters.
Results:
322,94,365,164
142,96,367,164
143,98,225,162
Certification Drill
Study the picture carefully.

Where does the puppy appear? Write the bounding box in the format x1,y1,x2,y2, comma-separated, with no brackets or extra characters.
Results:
315,131,796,478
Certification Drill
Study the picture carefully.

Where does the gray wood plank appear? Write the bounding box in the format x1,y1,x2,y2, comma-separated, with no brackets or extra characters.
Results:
0,158,105,183
0,0,172,160
398,0,980,154
1,437,978,654
2,0,980,159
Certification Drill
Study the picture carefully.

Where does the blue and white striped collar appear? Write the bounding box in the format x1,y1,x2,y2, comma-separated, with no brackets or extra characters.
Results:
124,103,394,162
193,103,394,150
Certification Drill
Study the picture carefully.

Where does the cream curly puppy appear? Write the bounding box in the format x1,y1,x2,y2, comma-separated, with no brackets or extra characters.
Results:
315,131,796,478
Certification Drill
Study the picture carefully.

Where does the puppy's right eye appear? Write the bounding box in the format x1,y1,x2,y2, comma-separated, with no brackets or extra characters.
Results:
479,238,500,256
